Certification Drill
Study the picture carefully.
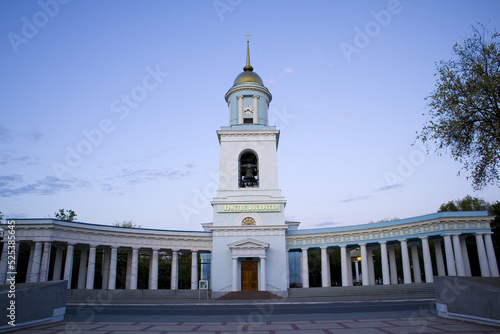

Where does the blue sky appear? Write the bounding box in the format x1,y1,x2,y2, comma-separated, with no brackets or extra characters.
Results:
1,0,499,230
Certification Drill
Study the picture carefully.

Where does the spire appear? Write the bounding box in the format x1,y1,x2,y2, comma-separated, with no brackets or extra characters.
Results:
243,34,253,72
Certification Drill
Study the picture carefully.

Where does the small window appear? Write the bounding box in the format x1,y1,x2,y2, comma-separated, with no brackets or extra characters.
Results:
244,118,253,124
239,150,258,188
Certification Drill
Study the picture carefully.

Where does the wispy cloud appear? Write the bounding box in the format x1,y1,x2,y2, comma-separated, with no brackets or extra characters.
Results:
314,221,343,227
114,168,194,185
29,127,44,142
0,125,14,142
377,184,404,192
0,151,40,166
0,175,89,197
339,195,373,203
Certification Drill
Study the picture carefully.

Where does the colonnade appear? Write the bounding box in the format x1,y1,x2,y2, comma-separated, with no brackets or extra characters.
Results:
0,241,206,290
295,232,499,288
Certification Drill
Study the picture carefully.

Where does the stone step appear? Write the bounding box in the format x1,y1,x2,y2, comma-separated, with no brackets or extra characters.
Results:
217,290,283,300
288,283,435,298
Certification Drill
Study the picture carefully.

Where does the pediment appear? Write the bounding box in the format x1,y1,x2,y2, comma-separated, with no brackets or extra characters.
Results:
228,238,269,249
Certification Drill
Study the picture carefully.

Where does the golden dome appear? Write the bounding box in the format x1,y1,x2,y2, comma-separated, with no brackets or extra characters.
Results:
233,70,264,86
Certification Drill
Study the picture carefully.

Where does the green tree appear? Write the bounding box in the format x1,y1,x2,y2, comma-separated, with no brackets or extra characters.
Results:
55,209,77,221
418,25,500,190
438,195,491,212
113,220,141,228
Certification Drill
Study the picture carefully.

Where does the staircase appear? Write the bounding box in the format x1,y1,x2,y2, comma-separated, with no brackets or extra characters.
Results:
217,290,283,300
288,283,435,298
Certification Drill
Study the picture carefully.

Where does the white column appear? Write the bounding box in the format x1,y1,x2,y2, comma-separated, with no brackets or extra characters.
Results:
460,236,471,276
237,95,243,124
252,95,259,123
410,243,422,283
86,245,97,289
420,237,434,283
108,247,118,289
232,257,238,291
286,250,290,288
52,245,64,281
102,249,111,289
30,242,43,283
443,234,456,276
26,243,36,283
191,250,198,290
434,240,446,276
367,247,375,285
360,243,369,286
259,256,267,291
484,232,500,277
150,248,159,290
0,242,9,284
340,245,349,286
39,242,52,282
388,244,398,284
379,242,390,285
320,246,330,287
78,247,88,289
452,234,466,276
171,249,178,290
354,261,360,282
475,233,491,277
347,249,353,286
399,239,412,284
301,248,309,288
63,244,75,289
130,248,139,289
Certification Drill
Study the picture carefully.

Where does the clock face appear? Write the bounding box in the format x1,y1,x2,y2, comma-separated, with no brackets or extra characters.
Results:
243,105,254,116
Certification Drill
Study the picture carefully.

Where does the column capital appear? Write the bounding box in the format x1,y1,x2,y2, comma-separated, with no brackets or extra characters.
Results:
171,249,179,253
89,244,99,248
379,241,387,245
475,232,485,236
151,247,160,251
320,246,328,250
398,239,408,243
442,233,453,237
300,247,308,251
131,246,140,250
259,255,266,259
419,236,429,240
359,243,367,246
483,231,494,235
339,244,347,249
191,249,199,253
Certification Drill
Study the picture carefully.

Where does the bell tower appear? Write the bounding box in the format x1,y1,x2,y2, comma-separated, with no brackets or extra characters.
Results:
212,39,286,225
208,40,289,298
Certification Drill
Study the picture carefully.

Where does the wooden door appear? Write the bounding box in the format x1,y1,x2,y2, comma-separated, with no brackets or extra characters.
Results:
241,261,258,291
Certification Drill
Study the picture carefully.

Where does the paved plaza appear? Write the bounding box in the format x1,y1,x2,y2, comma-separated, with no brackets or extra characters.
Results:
6,317,500,334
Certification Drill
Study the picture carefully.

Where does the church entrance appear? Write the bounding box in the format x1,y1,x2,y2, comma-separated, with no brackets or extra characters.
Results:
241,260,258,291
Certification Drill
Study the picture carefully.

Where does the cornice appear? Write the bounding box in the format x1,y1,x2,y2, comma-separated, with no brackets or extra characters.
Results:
225,86,272,102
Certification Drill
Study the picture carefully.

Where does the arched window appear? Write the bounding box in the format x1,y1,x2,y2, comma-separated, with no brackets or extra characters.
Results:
242,217,256,225
239,150,259,188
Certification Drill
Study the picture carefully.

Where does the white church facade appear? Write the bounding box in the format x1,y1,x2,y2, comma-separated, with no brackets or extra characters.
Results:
1,43,499,298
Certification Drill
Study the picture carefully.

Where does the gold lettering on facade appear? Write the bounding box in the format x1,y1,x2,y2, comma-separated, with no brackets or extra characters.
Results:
217,204,281,213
